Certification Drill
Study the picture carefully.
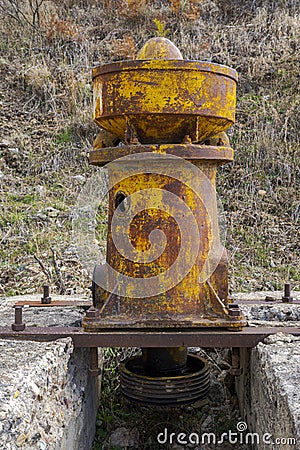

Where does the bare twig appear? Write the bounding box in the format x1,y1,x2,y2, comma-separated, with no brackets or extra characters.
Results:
51,247,65,294
33,254,52,281
0,0,44,30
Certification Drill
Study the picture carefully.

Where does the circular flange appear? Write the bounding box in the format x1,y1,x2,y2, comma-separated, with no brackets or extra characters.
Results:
89,144,234,166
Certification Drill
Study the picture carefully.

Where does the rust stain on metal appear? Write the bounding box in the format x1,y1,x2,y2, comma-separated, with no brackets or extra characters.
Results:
90,144,234,166
92,60,237,144
85,154,246,330
0,326,299,348
84,37,246,332
14,300,92,308
136,37,184,60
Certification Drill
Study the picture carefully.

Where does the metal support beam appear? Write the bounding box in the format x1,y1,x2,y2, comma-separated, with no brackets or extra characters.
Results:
0,326,299,348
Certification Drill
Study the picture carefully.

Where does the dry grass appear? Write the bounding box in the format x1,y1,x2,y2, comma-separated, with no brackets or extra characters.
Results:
0,0,299,298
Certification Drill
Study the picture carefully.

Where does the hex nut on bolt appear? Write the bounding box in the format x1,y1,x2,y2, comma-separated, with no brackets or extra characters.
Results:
86,307,98,318
12,323,26,331
228,306,241,317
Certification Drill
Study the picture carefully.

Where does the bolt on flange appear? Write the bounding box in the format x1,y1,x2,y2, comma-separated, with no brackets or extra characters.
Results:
41,285,52,304
282,282,294,303
11,306,25,332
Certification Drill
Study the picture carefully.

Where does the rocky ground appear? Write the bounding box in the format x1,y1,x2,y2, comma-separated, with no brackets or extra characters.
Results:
1,293,298,449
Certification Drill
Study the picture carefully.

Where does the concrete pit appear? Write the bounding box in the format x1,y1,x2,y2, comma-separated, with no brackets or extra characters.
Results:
0,291,299,449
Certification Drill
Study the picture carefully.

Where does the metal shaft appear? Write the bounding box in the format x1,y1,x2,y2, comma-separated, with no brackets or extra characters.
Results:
142,347,188,376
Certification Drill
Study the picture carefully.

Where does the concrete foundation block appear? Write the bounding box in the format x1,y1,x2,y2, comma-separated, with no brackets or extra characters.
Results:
237,334,300,450
0,295,101,450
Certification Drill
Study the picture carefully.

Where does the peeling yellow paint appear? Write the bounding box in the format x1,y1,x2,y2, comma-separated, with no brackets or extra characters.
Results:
84,38,247,331
92,59,237,144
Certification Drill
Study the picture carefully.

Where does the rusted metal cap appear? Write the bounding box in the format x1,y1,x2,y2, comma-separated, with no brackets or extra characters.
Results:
92,38,237,144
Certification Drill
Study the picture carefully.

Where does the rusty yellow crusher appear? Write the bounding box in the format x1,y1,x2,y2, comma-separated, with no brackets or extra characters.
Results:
83,37,246,405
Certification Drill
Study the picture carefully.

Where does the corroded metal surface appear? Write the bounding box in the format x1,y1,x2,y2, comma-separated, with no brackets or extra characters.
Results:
136,37,184,60
119,354,210,406
90,143,234,166
92,60,237,144
85,37,246,332
84,153,246,330
1,326,299,348
14,300,92,307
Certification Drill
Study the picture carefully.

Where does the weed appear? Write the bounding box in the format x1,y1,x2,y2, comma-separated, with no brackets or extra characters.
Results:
0,0,45,29
153,18,169,37
43,13,79,41
56,129,72,144
110,34,136,60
